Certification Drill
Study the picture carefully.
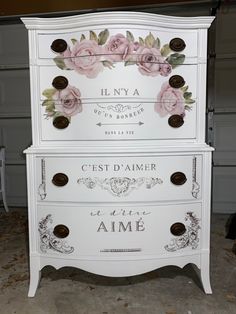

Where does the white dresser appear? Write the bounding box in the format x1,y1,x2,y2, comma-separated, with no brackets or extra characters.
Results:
22,12,214,297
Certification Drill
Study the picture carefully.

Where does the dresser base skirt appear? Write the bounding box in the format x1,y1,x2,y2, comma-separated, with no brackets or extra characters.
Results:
28,251,211,297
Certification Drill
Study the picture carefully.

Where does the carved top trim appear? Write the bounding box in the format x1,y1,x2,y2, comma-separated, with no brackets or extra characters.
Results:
21,12,214,30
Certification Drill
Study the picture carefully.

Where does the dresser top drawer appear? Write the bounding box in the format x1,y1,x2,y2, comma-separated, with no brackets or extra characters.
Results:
22,11,214,63
36,27,198,63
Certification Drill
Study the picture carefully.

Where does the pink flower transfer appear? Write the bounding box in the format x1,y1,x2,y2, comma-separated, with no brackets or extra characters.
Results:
63,40,103,78
155,82,185,117
52,29,185,79
135,46,171,77
105,33,133,62
52,85,82,117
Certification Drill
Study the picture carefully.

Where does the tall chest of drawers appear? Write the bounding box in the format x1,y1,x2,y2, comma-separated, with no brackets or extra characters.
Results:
22,12,214,297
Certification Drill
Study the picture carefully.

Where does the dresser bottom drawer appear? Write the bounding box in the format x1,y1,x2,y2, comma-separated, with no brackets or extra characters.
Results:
36,203,201,259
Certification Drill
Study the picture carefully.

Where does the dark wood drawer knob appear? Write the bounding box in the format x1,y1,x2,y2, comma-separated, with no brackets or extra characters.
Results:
168,114,184,128
169,38,186,52
52,173,69,186
51,39,68,53
170,172,187,185
52,76,68,90
169,75,185,89
170,222,186,236
53,116,70,129
53,224,70,238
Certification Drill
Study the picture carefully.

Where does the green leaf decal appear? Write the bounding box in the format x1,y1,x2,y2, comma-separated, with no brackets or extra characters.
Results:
139,37,145,45
90,30,98,42
98,29,109,45
71,38,77,45
80,34,86,41
184,92,192,99
45,102,55,112
53,57,67,70
145,32,155,48
102,60,115,69
180,85,189,92
42,89,55,99
124,60,136,66
126,30,134,42
166,53,185,68
153,37,160,49
42,100,48,106
185,98,195,104
161,44,171,57
184,105,192,111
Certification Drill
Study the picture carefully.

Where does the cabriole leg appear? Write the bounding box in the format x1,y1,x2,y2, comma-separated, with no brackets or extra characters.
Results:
28,260,41,297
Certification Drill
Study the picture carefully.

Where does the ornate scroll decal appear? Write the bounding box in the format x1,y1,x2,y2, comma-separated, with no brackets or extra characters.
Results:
164,212,200,252
191,156,200,198
97,103,141,113
38,214,74,254
38,159,47,200
77,176,163,197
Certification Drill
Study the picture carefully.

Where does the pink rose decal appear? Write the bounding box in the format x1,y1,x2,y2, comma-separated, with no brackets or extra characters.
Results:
63,40,103,78
52,29,185,79
105,33,134,62
53,85,82,117
135,46,171,77
160,61,172,77
155,82,185,117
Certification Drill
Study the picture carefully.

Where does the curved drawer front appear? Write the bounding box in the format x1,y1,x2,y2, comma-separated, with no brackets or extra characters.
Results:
37,155,202,202
37,27,197,61
37,203,202,258
39,62,197,141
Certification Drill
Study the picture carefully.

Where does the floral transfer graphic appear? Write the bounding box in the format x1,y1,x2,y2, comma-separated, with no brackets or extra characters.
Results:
77,176,163,197
38,214,74,254
42,84,82,119
52,29,185,78
154,82,195,118
164,212,200,252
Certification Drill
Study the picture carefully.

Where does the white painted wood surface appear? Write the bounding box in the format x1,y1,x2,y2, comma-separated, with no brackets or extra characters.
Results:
212,7,236,213
22,11,214,297
0,24,30,206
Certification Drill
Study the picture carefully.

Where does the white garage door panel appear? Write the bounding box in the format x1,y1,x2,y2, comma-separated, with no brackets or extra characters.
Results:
0,119,31,164
213,167,236,213
0,24,29,66
5,164,27,207
215,12,236,55
213,114,236,166
215,59,236,112
0,69,30,117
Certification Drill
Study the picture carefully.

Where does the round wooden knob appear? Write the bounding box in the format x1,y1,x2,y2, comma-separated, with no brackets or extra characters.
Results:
52,173,69,187
168,115,184,128
52,76,68,90
169,75,185,89
169,38,186,52
53,116,70,129
53,224,70,238
170,222,186,236
170,172,187,185
51,39,68,53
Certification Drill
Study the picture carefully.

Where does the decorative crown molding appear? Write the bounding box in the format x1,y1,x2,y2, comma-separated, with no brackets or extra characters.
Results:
21,11,214,30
